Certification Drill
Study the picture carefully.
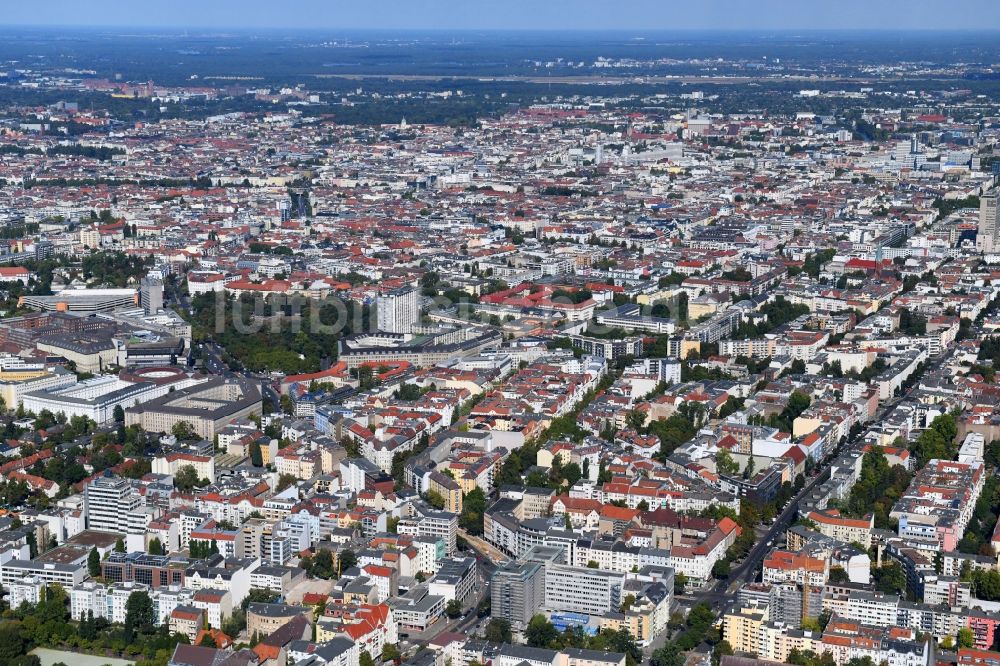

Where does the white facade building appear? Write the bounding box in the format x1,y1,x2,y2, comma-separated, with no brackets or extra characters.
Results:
376,287,420,334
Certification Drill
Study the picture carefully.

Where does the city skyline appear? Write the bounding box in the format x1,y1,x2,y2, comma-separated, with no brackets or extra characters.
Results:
5,0,1000,32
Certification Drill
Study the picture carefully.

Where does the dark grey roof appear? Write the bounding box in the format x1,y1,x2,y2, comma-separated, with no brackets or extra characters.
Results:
496,644,559,663
169,644,227,666
247,602,303,618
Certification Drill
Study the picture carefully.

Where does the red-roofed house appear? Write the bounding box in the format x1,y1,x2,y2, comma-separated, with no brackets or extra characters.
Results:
550,495,602,529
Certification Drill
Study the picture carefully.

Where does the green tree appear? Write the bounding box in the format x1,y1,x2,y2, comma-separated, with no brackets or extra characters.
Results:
222,608,248,637
712,559,731,579
338,549,358,573
716,448,739,476
171,420,197,441
911,429,948,467
561,462,582,487
785,391,812,420
249,440,263,467
460,487,487,536
485,618,512,643
357,366,375,391
426,489,447,509
123,590,155,642
445,599,463,618
911,413,959,467
88,546,102,577
312,550,335,579
873,563,907,596
828,567,850,584
589,628,643,666
649,413,698,459
525,614,560,648
674,572,688,595
676,292,689,323
174,464,200,491
986,440,1000,469
625,409,646,431
149,537,165,556
276,473,298,492
651,643,684,666
972,569,1000,600
382,643,400,663
712,641,734,666
79,610,97,640
113,404,125,423
0,622,26,663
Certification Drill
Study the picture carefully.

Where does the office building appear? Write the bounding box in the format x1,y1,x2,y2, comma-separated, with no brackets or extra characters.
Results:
491,560,545,632
388,585,446,633
21,374,189,424
521,544,625,617
19,287,138,313
543,562,625,617
101,552,186,589
427,556,478,603
0,363,76,409
396,501,458,556
376,286,420,334
140,277,164,314
84,476,142,533
125,375,262,439
978,188,1000,253
0,559,87,587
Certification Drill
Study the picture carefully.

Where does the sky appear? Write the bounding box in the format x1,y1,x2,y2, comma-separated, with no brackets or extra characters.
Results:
5,0,1000,32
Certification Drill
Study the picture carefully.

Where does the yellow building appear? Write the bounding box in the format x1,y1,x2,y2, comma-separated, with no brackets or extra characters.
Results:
599,604,655,643
536,442,573,469
260,438,278,465
35,339,118,374
315,617,340,643
636,290,676,307
792,414,822,439
0,367,76,409
808,509,874,549
723,604,769,656
762,623,821,662
247,603,307,637
169,606,205,643
444,468,478,496
678,339,701,359
334,586,378,608
429,471,462,514
79,226,101,248
688,293,731,320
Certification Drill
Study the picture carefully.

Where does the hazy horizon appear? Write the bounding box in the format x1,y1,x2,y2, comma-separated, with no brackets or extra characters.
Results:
5,25,1000,34
5,0,1000,32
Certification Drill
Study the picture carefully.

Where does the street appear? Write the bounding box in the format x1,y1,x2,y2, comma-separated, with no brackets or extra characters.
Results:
644,350,955,656
398,535,497,653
